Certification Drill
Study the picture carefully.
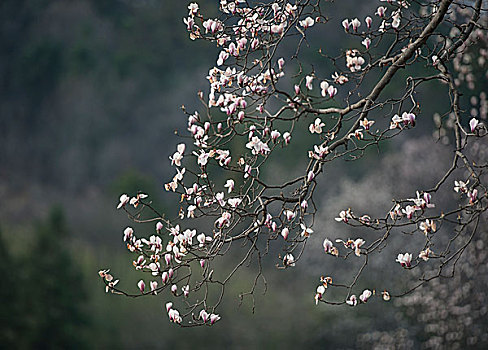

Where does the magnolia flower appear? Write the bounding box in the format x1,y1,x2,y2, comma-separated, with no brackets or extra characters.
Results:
299,16,315,29
353,238,365,256
117,194,130,209
182,285,190,297
277,57,285,70
396,253,412,267
315,285,326,305
164,253,171,265
188,2,199,15
215,192,226,207
309,118,325,134
202,19,223,34
342,19,350,32
470,117,479,132
362,37,371,50
270,23,285,35
284,210,296,221
217,50,229,66
359,289,372,303
346,295,358,306
390,114,403,129
468,189,478,204
283,253,295,267
300,223,313,237
419,248,433,261
283,132,291,145
210,313,221,325
382,290,391,301
309,144,329,160
301,200,308,211
171,284,177,294
307,171,315,183
197,232,211,247
271,130,281,142
194,150,210,166
183,16,195,31
350,18,361,31
246,136,271,155
305,75,314,90
162,271,169,284
165,302,173,313
137,280,145,293
150,281,158,294
327,85,337,98
335,209,352,223
170,143,186,167
281,227,289,240
454,180,469,193
360,118,375,130
402,112,416,127
389,203,403,220
187,205,197,218
391,11,401,29
215,211,232,228
129,193,148,208
199,309,209,323
365,16,372,28
346,50,365,72
347,129,363,140
123,227,134,242
227,197,242,208
156,222,163,233
332,72,348,85
409,191,434,209
168,308,182,324
376,6,386,17
320,81,329,97
419,219,436,235
323,238,334,254
402,205,416,219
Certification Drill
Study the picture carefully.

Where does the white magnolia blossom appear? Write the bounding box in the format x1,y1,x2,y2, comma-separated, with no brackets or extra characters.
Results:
281,227,289,240
346,294,358,306
305,75,314,90
396,253,413,267
419,248,433,261
117,194,130,209
299,16,315,29
470,117,480,132
359,289,372,303
137,279,145,293
309,118,325,134
283,253,295,267
454,180,469,193
300,223,313,237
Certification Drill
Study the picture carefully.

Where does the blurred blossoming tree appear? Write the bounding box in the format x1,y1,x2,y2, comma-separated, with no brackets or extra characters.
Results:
100,0,488,328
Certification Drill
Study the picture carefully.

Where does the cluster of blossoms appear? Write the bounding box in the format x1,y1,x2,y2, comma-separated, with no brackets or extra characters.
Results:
345,50,365,73
390,112,416,130
100,0,488,325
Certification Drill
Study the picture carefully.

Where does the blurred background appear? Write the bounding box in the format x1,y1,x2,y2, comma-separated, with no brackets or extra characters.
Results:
1,1,487,349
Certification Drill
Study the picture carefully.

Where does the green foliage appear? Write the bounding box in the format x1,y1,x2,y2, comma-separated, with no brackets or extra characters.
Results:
0,208,91,349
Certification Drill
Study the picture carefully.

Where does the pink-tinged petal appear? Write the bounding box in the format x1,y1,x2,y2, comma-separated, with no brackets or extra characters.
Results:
137,280,145,293
470,118,479,132
281,227,289,240
165,302,173,313
210,313,221,325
